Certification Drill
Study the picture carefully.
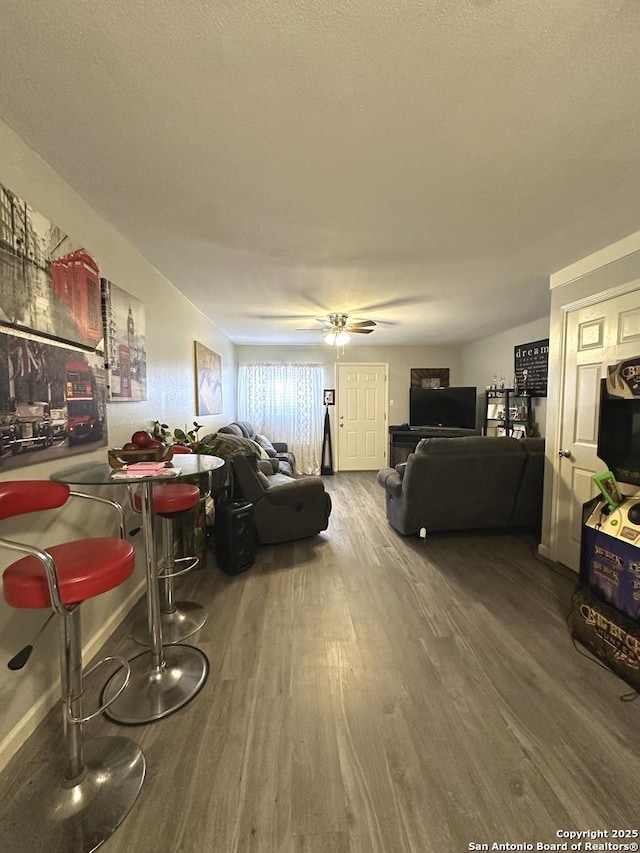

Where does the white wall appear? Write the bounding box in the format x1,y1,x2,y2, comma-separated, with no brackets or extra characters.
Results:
0,120,236,769
461,316,551,436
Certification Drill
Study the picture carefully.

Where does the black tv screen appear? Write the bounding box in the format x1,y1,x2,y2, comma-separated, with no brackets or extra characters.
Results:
409,386,477,430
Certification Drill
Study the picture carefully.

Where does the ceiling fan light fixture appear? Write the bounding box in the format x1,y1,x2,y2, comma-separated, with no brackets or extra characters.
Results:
324,330,350,346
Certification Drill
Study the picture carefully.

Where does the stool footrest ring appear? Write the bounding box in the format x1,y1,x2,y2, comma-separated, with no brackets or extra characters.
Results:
158,555,199,579
68,655,132,724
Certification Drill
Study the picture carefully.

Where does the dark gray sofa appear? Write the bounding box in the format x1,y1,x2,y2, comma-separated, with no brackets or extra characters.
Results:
377,435,545,536
218,421,295,476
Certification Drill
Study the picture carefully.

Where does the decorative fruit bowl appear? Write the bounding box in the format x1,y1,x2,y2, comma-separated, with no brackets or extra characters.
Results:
108,444,174,469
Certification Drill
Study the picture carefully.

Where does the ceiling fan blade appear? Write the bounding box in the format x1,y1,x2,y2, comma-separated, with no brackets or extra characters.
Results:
349,328,375,334
347,320,376,328
353,296,422,313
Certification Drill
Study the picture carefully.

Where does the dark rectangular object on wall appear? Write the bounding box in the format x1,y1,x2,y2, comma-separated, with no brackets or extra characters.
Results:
514,339,549,396
214,501,257,575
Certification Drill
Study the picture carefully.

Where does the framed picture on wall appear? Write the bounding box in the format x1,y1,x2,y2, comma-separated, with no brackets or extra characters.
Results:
194,341,222,415
101,278,147,401
0,180,103,349
0,328,107,471
410,368,450,388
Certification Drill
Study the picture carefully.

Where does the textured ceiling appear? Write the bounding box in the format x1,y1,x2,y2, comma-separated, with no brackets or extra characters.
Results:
1,0,639,346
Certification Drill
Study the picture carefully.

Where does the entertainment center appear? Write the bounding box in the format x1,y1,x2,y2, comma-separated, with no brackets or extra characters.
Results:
389,386,478,466
388,425,478,466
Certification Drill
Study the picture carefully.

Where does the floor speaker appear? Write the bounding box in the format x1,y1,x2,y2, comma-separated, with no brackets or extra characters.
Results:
215,501,257,575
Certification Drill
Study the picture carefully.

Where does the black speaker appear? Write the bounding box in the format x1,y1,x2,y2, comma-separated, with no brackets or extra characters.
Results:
214,501,257,575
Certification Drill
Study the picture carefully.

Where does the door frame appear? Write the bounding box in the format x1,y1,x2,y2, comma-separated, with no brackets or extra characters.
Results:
546,278,640,566
335,362,389,472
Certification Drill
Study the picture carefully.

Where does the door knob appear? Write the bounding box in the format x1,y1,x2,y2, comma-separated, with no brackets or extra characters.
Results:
339,423,344,428
558,449,572,458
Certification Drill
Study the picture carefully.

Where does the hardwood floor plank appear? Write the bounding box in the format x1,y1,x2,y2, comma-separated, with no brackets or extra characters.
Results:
1,471,639,853
290,665,347,836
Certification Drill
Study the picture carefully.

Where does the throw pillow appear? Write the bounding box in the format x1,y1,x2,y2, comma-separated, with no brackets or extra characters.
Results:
395,462,407,478
254,433,277,458
248,439,270,459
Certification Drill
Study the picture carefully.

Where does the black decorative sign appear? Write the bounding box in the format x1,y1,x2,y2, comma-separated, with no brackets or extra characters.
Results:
514,339,549,396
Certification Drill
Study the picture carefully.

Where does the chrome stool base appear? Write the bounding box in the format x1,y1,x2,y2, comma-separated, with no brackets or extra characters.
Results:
0,736,145,853
102,645,209,725
132,601,208,646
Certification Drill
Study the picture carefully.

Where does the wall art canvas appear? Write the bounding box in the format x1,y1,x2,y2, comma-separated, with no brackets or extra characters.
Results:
194,341,222,415
0,329,107,471
0,181,103,349
410,368,450,388
100,278,147,401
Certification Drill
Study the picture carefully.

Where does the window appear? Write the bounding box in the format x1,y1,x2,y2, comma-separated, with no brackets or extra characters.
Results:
237,363,324,474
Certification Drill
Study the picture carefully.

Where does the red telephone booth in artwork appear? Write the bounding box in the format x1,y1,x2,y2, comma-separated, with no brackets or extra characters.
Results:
50,250,102,347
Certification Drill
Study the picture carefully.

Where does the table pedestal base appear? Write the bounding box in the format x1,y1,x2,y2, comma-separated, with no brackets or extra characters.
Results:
102,646,208,725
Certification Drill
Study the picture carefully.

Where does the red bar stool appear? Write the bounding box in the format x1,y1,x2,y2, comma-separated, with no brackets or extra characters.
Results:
131,480,207,644
131,445,208,645
0,481,145,852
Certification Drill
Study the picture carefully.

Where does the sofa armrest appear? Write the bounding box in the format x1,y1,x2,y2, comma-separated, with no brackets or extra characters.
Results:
377,468,403,498
264,476,325,506
272,441,288,453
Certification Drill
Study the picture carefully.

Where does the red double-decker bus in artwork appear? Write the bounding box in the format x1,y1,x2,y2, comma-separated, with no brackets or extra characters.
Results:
65,361,104,445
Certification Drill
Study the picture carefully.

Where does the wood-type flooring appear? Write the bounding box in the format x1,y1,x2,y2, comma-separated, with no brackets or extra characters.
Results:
1,471,639,852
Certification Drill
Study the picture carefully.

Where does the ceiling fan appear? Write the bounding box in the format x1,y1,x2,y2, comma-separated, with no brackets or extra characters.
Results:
298,313,377,346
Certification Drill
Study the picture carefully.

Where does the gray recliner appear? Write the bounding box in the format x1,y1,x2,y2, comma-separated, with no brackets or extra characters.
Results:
229,453,331,544
377,435,545,537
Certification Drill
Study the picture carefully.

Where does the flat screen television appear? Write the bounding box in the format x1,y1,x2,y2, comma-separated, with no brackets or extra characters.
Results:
409,386,477,430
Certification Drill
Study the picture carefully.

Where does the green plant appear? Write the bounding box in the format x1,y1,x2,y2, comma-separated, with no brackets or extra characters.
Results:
152,420,223,456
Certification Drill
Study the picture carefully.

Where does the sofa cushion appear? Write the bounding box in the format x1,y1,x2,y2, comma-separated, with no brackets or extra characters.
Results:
218,423,244,438
236,421,255,439
414,435,523,457
258,458,280,475
254,433,277,458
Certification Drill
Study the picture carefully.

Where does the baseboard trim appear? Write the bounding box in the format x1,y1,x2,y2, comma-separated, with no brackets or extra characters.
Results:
538,543,552,561
0,579,144,774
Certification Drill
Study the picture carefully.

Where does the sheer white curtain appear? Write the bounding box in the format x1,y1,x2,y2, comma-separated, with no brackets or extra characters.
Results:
237,363,324,474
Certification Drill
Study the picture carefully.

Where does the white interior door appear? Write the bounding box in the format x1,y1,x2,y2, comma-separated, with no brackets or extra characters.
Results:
337,363,387,471
555,290,640,570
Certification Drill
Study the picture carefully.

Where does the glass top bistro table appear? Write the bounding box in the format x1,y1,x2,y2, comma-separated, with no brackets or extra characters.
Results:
51,454,225,725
